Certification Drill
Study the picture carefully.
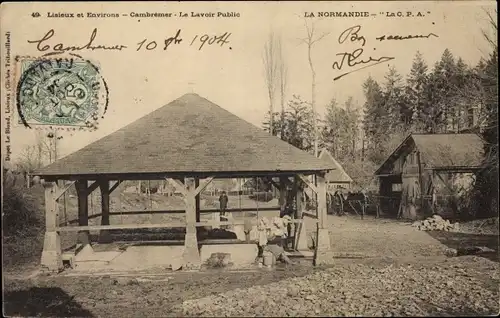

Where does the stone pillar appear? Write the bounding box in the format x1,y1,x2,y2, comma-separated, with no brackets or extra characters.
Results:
41,181,63,272
316,173,330,253
183,178,201,270
75,180,90,246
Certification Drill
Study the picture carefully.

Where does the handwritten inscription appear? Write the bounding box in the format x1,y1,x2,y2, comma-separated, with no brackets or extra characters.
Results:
189,32,231,50
28,28,127,52
27,28,232,53
333,25,395,81
375,33,438,42
338,25,366,47
332,24,438,81
333,49,395,72
136,29,183,51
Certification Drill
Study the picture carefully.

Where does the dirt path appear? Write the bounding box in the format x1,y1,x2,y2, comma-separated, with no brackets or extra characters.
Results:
4,255,498,317
319,215,448,258
4,215,498,317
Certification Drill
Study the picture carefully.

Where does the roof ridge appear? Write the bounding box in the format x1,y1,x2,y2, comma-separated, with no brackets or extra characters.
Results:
36,93,336,176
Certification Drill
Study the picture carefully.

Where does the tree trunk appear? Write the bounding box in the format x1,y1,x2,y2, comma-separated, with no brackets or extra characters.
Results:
308,44,318,158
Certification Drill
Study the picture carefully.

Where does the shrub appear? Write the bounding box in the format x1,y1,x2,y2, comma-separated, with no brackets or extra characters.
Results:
2,173,44,238
3,172,45,268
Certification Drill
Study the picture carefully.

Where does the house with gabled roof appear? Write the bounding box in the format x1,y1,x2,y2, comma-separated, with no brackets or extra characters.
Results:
374,133,485,220
318,149,354,191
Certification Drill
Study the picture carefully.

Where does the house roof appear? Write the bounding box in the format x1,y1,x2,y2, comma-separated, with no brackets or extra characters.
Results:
374,133,486,175
318,149,353,183
36,93,335,177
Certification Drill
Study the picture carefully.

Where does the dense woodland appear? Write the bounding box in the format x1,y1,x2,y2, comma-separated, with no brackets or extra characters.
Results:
262,15,498,217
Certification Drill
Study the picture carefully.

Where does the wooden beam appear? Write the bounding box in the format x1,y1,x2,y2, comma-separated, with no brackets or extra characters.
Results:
86,180,100,195
75,181,89,227
55,181,75,201
295,176,303,219
302,212,318,219
416,151,425,211
57,223,188,232
106,207,280,215
193,177,214,196
297,174,318,194
195,178,201,223
99,180,110,226
40,170,323,182
109,180,122,194
99,179,112,242
269,179,281,190
75,180,90,245
279,176,287,217
56,218,317,232
397,186,407,219
165,178,187,196
44,183,59,231
434,171,457,194
270,177,294,191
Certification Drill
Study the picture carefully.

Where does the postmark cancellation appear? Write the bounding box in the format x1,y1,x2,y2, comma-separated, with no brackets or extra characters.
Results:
15,54,109,129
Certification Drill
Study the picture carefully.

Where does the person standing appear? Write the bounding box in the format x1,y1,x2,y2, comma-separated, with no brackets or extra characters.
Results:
219,191,228,216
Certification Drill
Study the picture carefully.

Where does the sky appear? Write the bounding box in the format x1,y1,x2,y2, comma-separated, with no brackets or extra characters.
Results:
1,1,497,164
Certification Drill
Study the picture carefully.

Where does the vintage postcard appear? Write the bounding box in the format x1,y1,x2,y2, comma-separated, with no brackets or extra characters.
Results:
1,1,498,317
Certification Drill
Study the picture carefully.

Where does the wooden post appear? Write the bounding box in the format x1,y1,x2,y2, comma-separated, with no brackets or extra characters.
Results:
279,176,286,209
416,151,425,214
40,181,63,271
195,178,200,222
100,180,110,225
361,200,365,220
59,180,69,226
294,176,308,251
75,180,90,246
99,179,112,243
183,177,201,269
316,172,330,255
295,177,303,220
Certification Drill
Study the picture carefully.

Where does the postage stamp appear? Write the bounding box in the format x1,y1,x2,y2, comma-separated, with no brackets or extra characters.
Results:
15,54,108,129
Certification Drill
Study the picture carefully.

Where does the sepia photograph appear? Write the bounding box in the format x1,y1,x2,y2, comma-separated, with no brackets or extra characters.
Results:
1,1,498,317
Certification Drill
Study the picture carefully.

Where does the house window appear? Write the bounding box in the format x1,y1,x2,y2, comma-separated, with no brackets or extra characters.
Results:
392,183,403,192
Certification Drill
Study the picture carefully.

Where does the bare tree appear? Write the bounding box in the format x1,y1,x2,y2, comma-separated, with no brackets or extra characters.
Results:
481,8,497,50
17,134,50,187
35,130,52,165
277,35,288,140
299,19,330,157
263,31,279,136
